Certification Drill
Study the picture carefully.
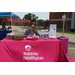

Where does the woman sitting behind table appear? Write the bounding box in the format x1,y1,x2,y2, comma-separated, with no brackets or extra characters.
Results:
0,25,6,30
24,24,40,37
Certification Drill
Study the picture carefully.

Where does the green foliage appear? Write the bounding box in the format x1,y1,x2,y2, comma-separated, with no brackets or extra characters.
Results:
45,19,49,22
0,18,5,24
23,13,38,22
23,13,50,26
38,19,45,26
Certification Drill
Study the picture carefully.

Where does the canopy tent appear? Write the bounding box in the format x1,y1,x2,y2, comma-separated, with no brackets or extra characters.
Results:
0,12,19,31
0,12,19,19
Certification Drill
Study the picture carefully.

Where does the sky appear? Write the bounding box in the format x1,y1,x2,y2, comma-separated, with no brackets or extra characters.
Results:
13,12,49,20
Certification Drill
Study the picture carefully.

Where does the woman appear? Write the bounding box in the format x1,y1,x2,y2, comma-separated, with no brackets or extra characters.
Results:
1,25,6,30
24,24,40,37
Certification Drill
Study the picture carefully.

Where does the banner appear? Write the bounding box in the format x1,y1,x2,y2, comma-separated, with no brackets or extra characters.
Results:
49,24,56,38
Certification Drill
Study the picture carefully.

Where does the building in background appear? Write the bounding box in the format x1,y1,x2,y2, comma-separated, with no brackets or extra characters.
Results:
0,12,19,25
49,12,75,32
2,18,31,26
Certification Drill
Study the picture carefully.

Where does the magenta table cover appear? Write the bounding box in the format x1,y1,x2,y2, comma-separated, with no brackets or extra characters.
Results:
0,38,71,62
60,37,68,53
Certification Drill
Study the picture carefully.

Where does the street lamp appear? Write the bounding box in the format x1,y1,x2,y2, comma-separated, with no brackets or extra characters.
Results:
62,14,66,37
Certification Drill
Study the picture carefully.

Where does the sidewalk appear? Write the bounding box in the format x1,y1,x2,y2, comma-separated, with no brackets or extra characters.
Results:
6,26,75,43
56,32,75,43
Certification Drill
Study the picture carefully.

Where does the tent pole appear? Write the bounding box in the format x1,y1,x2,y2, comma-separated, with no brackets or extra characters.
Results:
11,14,13,32
11,15,12,31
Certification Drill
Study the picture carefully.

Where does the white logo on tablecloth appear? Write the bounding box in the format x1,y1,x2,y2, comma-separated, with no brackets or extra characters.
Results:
23,45,44,61
25,45,31,51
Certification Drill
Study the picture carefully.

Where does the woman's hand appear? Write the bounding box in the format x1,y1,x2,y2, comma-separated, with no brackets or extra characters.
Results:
27,31,34,37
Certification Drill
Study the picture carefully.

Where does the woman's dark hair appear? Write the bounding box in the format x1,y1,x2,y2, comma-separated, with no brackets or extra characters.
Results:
3,25,5,27
1,25,6,30
31,24,34,26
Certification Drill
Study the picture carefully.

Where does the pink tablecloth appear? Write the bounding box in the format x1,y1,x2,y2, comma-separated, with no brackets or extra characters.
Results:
0,38,73,62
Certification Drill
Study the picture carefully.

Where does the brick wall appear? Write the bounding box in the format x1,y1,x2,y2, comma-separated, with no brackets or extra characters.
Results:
49,12,72,31
50,12,72,19
51,12,64,19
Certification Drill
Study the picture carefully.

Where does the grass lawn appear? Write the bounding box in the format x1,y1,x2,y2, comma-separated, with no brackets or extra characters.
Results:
21,27,75,34
21,27,49,30
57,29,75,34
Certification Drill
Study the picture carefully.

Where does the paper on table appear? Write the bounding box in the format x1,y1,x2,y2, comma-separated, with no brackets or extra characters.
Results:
49,24,56,38
7,32,15,35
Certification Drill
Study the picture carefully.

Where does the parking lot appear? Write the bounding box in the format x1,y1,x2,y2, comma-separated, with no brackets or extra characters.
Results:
67,43,75,60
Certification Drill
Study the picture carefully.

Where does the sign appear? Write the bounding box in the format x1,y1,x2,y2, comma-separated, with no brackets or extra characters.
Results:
36,18,38,22
49,24,56,38
62,14,66,22
23,45,44,61
62,14,66,36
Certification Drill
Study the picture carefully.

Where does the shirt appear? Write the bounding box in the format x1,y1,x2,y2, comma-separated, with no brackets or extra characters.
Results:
1,27,6,30
24,29,40,37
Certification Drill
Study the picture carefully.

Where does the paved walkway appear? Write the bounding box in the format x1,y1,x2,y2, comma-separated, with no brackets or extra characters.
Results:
4,26,75,43
56,33,75,43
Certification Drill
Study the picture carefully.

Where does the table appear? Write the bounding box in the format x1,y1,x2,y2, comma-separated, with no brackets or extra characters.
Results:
0,38,70,62
57,37,68,53
0,30,12,40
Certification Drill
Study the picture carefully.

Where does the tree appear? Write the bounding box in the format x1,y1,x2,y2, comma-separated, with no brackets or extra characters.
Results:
23,13,38,22
0,18,5,24
45,19,49,27
45,19,49,22
38,19,45,26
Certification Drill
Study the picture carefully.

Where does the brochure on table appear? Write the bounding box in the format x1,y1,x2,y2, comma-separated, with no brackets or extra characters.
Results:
49,24,56,38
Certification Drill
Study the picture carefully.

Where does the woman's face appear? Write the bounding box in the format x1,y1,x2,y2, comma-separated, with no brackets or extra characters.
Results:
30,25,35,31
